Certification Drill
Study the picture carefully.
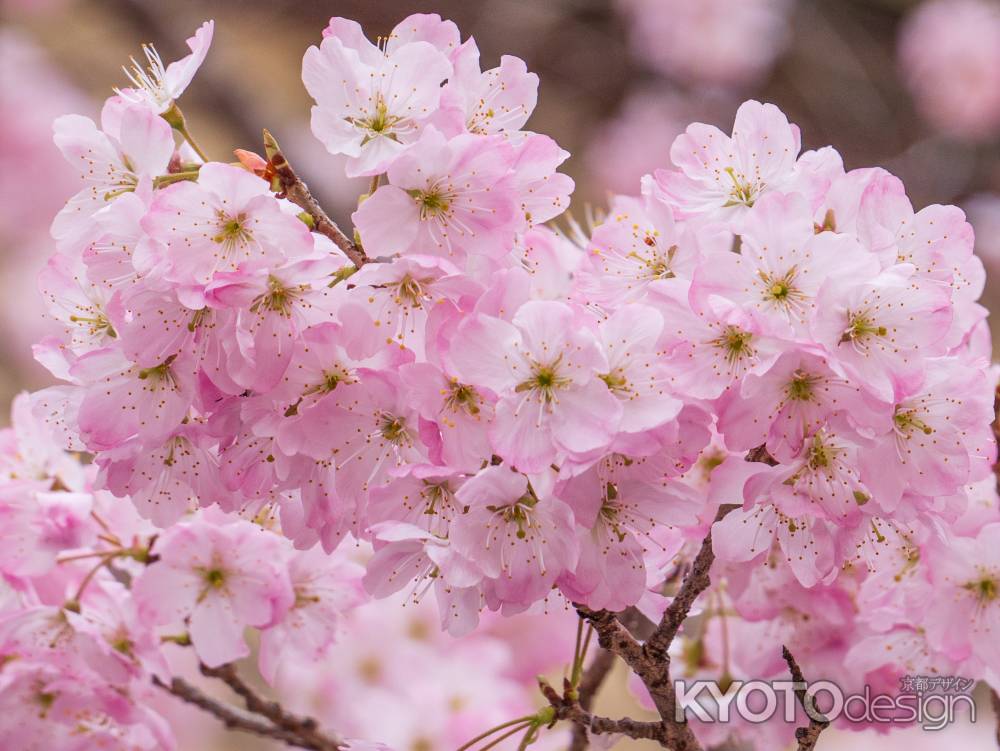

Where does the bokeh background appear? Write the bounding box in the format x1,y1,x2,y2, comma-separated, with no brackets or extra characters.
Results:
2,0,1000,749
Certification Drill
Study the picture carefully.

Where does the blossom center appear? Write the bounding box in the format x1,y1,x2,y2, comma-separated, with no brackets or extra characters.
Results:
964,576,998,603
710,326,756,367
786,371,819,402
841,311,887,343
378,413,411,445
893,408,934,437
516,358,572,403
212,212,253,250
722,167,762,208
443,380,481,416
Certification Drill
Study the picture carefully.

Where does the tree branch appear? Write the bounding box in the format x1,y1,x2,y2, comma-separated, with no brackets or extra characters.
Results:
199,662,343,751
573,504,741,750
568,608,647,751
262,129,368,268
539,679,669,745
781,646,829,751
644,506,733,663
154,675,333,751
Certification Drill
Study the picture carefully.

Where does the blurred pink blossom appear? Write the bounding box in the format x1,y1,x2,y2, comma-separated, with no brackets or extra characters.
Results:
965,193,1000,274
0,32,92,391
899,0,1000,141
616,0,793,87
585,91,733,196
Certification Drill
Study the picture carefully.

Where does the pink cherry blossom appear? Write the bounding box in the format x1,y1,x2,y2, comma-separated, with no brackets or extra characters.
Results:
649,100,802,224
437,39,538,136
303,20,453,176
143,162,315,287
449,300,621,472
451,465,578,610
116,21,214,114
52,102,174,244
353,128,518,261
133,518,293,667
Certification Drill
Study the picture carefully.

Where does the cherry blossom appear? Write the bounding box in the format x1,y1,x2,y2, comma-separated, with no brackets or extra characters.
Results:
10,10,1000,751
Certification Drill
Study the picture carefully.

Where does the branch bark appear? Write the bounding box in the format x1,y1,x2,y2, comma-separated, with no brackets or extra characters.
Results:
568,608,648,751
539,679,669,745
573,504,741,750
262,130,368,268
781,646,829,751
199,662,343,751
154,675,335,751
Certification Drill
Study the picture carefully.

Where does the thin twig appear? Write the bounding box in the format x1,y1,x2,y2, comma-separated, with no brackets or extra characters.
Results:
645,504,737,662
539,679,668,745
199,662,343,751
154,675,330,751
575,504,741,750
262,129,368,268
781,646,830,751
568,608,646,751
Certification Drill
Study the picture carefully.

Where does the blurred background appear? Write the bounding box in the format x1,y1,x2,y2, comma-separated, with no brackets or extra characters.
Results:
2,0,1000,749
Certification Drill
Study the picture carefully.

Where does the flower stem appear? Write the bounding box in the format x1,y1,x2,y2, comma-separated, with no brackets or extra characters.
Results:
455,715,538,751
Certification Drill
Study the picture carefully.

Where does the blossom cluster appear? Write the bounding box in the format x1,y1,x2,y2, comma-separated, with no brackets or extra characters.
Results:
8,10,1000,751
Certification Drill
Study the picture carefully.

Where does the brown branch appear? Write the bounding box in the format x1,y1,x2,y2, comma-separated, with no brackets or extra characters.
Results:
199,662,343,751
573,504,741,750
154,675,328,750
575,606,699,751
539,679,668,745
781,646,830,751
645,504,737,662
262,129,368,268
568,608,649,750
